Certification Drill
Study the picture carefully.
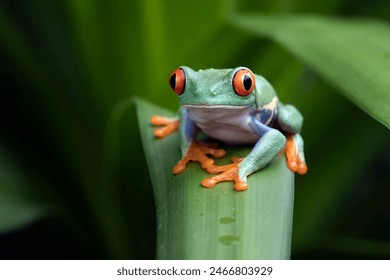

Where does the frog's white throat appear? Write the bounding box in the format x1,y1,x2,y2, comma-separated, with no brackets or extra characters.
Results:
184,104,258,145
183,104,254,121
183,104,251,109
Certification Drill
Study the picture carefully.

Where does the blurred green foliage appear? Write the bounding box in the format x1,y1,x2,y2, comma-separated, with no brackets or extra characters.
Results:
0,0,389,259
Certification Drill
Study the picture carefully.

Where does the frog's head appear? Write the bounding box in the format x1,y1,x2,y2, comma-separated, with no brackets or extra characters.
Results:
169,66,257,107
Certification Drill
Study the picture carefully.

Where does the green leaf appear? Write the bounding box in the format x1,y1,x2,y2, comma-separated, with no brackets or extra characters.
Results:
230,15,390,128
0,158,46,234
104,98,156,259
134,98,294,259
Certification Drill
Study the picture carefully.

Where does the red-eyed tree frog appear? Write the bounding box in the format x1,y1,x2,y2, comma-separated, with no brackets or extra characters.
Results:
151,66,307,191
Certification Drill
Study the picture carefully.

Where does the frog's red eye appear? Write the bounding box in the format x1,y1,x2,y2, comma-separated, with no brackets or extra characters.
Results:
169,68,186,95
232,69,256,96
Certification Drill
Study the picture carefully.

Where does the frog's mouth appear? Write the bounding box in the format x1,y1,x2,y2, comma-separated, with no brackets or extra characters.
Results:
182,104,251,109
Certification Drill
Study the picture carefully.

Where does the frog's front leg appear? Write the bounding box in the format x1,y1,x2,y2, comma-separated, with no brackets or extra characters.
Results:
173,108,226,174
203,119,286,191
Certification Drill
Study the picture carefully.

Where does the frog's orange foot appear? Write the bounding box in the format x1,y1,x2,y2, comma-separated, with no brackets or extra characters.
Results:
202,157,248,191
285,135,307,175
150,115,179,138
173,141,226,174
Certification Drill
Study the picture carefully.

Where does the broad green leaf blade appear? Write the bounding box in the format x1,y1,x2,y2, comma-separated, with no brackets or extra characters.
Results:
134,98,294,259
105,98,156,259
231,15,390,128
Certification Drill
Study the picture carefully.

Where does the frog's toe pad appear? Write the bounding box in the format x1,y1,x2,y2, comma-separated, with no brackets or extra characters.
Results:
297,162,307,174
234,181,249,191
201,177,218,188
287,160,307,175
201,177,248,191
173,160,188,174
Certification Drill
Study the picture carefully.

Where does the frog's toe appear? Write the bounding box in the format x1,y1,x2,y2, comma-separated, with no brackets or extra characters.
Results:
297,162,308,175
150,115,179,138
173,141,226,174
287,160,299,172
202,175,247,191
285,135,308,175
206,156,240,174
207,148,226,159
199,143,226,161
201,177,218,188
201,157,248,191
287,159,307,174
173,159,189,174
234,181,249,191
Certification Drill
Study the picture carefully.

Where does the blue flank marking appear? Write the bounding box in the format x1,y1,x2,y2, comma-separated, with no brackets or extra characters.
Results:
249,115,271,137
183,108,197,139
253,108,273,124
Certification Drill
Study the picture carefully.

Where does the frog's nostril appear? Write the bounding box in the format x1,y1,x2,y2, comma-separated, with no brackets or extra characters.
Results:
210,86,218,96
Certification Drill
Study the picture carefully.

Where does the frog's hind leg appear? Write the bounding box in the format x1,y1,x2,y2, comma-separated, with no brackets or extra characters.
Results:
276,102,308,174
150,115,179,138
285,133,307,174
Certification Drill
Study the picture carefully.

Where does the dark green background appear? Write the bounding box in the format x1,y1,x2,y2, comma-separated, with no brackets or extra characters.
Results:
0,0,389,259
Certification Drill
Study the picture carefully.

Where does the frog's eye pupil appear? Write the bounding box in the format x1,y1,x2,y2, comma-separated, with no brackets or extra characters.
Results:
169,68,185,95
243,74,252,91
232,68,256,96
170,73,176,89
